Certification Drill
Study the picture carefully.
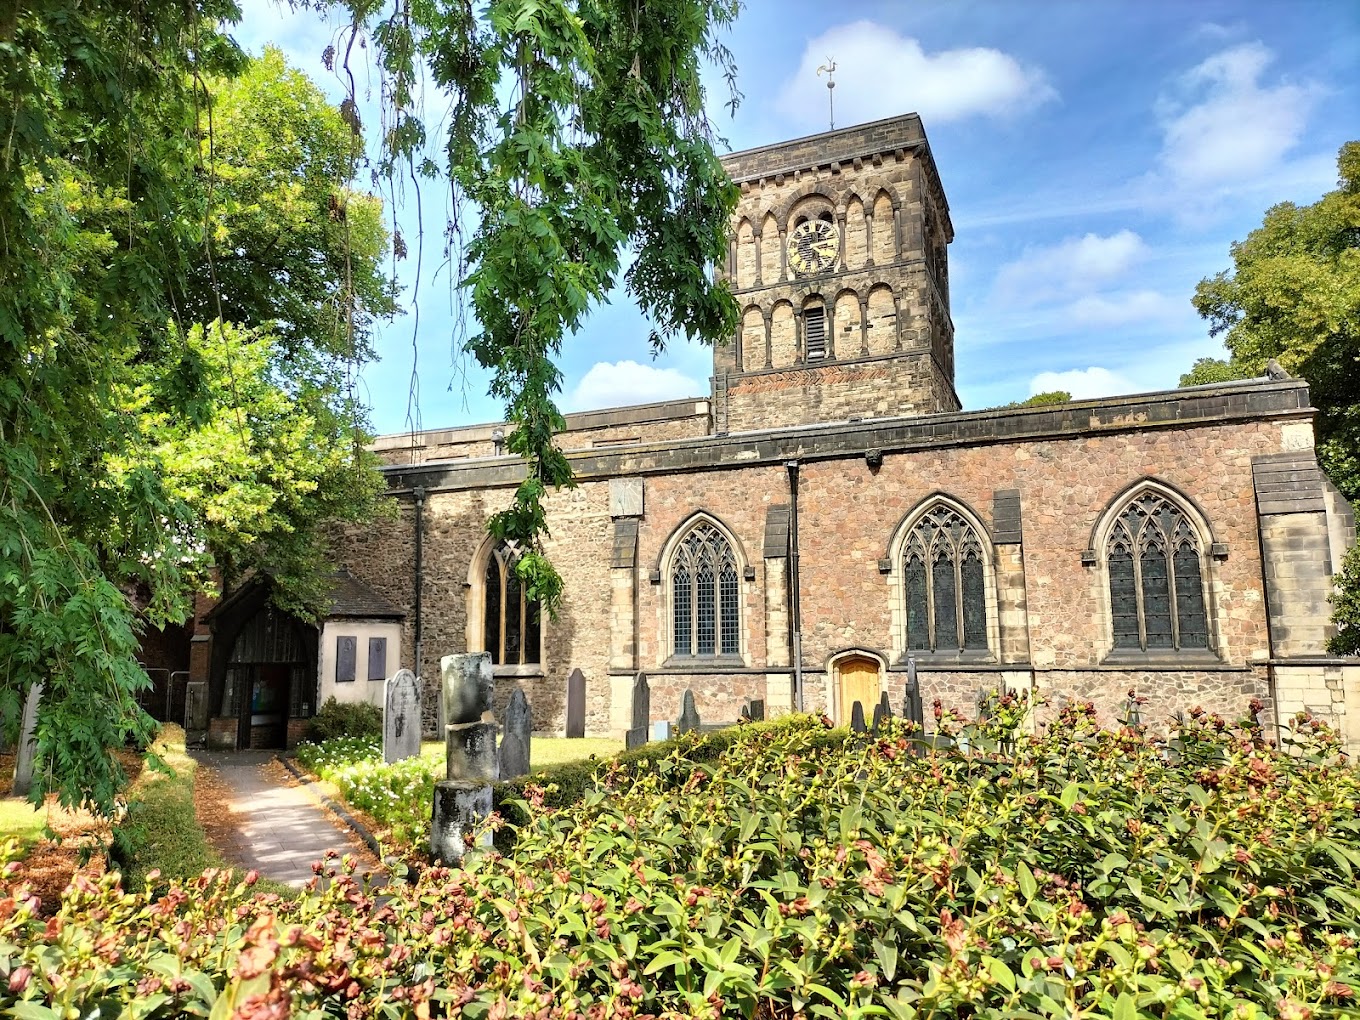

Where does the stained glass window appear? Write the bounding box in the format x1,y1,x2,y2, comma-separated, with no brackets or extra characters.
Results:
1104,491,1212,653
900,503,991,654
482,544,541,665
671,521,740,658
905,554,929,650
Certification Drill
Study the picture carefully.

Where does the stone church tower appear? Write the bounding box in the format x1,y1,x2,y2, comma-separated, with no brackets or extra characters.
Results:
712,114,960,432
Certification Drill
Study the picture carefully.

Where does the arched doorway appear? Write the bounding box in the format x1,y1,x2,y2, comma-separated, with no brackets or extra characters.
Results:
833,653,882,726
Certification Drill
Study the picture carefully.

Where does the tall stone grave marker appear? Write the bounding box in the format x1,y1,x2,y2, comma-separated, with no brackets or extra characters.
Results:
431,653,497,864
676,689,700,735
565,668,586,738
850,700,867,734
625,672,650,750
499,688,532,779
12,684,42,798
383,669,421,763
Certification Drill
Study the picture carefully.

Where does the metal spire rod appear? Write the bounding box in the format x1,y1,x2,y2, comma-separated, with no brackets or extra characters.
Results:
816,57,836,130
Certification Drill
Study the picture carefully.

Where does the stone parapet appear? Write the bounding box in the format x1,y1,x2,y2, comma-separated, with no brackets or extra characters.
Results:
382,379,1312,494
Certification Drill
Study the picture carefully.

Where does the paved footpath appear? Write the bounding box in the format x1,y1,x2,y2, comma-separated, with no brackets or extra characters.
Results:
192,750,379,889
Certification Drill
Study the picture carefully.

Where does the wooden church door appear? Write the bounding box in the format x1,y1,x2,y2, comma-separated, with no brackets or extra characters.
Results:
838,656,881,725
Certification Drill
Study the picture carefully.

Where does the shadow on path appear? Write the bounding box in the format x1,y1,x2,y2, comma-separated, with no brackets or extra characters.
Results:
191,751,380,889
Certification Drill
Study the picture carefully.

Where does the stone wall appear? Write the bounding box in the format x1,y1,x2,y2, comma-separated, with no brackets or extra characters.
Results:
371,399,712,468
714,113,957,431
339,380,1331,741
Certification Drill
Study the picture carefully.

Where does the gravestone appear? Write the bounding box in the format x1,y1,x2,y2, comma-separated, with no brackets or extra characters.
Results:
383,669,421,763
565,668,586,738
675,689,700,734
432,652,498,863
652,720,672,741
850,700,867,734
625,672,650,750
431,781,493,863
902,656,923,729
499,688,532,779
871,692,891,734
744,699,765,723
11,684,42,798
184,680,209,732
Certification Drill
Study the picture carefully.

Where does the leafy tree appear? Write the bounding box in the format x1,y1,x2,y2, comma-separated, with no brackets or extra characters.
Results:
997,390,1071,409
1179,357,1249,386
1187,141,1360,653
318,0,744,609
0,6,391,808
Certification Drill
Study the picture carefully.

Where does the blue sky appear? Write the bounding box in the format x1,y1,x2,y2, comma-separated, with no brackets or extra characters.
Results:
232,1,1359,435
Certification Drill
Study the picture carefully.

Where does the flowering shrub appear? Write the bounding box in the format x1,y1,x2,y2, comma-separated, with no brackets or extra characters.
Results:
4,707,1360,1019
295,736,437,849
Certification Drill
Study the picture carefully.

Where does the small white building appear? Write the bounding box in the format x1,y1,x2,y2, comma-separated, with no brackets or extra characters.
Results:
316,567,406,711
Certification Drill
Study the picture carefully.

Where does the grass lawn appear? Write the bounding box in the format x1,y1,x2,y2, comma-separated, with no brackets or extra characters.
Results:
0,798,47,848
419,736,623,771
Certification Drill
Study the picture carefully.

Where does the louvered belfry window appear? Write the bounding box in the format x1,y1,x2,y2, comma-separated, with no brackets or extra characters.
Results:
483,543,542,665
1106,492,1209,652
903,505,989,653
672,521,740,658
804,306,827,360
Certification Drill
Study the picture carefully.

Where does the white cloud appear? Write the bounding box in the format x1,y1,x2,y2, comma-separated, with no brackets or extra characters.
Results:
1065,290,1182,328
993,230,1148,306
1156,42,1321,190
1029,367,1138,399
776,21,1055,130
566,361,702,412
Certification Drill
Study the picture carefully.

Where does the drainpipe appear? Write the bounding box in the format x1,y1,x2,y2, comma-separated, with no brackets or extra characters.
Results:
786,461,804,713
412,487,426,686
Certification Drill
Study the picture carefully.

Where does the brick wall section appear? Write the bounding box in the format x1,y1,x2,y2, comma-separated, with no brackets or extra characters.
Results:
344,381,1323,738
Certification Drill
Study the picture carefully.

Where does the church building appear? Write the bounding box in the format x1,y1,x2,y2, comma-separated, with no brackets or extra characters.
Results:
247,112,1360,748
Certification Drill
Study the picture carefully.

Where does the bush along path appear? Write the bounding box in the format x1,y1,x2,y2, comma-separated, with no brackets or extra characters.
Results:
3,707,1360,1018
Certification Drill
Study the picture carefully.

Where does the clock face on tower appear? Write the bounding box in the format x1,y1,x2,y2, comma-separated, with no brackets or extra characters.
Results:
786,218,838,277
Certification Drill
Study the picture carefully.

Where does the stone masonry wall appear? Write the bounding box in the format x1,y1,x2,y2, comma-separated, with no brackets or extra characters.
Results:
344,387,1316,740
371,399,712,468
714,113,956,431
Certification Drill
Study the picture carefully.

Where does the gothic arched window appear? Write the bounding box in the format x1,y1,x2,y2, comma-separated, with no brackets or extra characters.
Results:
1105,491,1210,652
483,544,541,666
902,504,988,653
671,521,740,658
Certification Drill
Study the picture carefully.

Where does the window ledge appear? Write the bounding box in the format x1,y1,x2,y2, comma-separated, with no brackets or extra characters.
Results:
492,664,546,678
1100,650,1222,668
895,651,997,668
660,655,747,672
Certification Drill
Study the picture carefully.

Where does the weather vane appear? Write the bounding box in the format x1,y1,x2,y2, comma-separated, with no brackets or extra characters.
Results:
816,57,836,130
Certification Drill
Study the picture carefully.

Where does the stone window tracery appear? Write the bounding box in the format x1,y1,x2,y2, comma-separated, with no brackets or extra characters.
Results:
482,543,541,666
670,521,740,658
902,505,988,653
1105,491,1209,653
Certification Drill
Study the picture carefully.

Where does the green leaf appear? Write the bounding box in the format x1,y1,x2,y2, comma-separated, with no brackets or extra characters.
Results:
1114,991,1138,1020
1017,860,1037,900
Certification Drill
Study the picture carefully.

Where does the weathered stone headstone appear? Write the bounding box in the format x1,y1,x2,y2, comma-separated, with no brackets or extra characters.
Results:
975,687,991,724
442,653,494,726
676,689,700,734
902,656,923,729
625,672,650,750
184,680,209,732
499,688,532,779
433,652,498,863
12,684,42,798
565,668,586,738
744,698,765,723
850,700,867,734
871,692,891,734
383,669,421,763
431,781,494,863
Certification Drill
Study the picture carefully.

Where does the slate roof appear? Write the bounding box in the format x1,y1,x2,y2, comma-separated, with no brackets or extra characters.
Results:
327,567,405,620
